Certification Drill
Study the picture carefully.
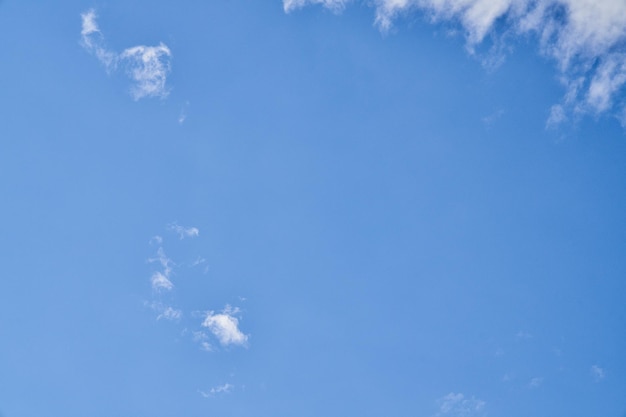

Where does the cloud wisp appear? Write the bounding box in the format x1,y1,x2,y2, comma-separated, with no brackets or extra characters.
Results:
283,0,626,125
148,247,175,291
202,305,249,347
80,9,172,100
168,222,200,239
199,383,235,398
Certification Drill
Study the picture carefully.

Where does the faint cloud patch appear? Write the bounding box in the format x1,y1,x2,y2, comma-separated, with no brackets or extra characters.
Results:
515,330,533,340
178,101,190,124
482,108,505,127
146,301,182,321
199,383,234,398
436,392,486,417
529,377,543,388
591,365,606,382
80,9,172,100
168,222,200,239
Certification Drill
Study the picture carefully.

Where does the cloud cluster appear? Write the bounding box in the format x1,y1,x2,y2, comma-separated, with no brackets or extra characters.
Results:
202,305,249,347
80,9,172,100
145,224,249,351
284,0,626,125
437,393,486,417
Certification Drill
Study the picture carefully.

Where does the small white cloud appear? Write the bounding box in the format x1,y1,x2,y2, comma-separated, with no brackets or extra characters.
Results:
168,222,200,239
80,9,172,100
148,247,174,291
529,377,543,388
591,365,606,382
151,271,173,291
119,44,172,100
438,392,486,416
150,235,163,245
178,101,190,124
202,305,249,347
199,383,234,398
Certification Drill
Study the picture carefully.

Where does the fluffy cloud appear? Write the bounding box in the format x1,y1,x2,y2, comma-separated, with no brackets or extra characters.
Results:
438,393,486,416
284,0,626,124
80,9,172,99
202,305,249,347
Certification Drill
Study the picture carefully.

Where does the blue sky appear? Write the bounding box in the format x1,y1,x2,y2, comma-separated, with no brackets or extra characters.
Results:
1,1,625,416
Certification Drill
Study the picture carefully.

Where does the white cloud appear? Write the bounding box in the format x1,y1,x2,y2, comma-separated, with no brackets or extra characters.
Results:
80,9,117,69
283,0,350,13
591,365,606,382
202,305,249,347
120,44,172,100
168,223,200,239
284,0,626,124
437,393,486,416
199,383,234,398
151,271,173,291
148,247,175,291
80,9,172,99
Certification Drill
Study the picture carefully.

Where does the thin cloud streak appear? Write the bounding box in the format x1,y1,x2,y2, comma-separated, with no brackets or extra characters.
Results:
284,0,626,124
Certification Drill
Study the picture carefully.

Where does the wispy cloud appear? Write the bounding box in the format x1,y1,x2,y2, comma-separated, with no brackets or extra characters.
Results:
168,222,200,239
146,301,182,321
284,0,626,124
515,330,533,340
80,9,172,100
148,247,175,291
437,393,486,417
591,365,606,382
202,305,249,347
199,383,234,398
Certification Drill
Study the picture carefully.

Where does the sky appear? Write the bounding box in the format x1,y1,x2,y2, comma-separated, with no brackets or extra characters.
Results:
0,1,625,416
